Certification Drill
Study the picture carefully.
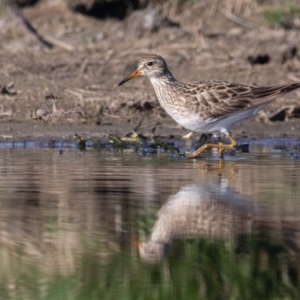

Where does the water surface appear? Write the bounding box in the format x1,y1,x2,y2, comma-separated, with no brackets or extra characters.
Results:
0,142,300,299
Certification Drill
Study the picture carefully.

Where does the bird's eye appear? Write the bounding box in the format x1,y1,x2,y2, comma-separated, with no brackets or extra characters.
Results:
147,61,154,67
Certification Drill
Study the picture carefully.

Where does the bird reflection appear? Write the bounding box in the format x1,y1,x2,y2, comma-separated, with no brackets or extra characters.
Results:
138,180,254,263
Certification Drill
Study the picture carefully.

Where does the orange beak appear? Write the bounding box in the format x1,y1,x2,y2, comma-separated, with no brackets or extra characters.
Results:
132,238,142,248
118,69,142,86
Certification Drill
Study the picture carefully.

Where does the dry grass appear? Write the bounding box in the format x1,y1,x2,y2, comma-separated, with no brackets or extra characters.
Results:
0,0,299,125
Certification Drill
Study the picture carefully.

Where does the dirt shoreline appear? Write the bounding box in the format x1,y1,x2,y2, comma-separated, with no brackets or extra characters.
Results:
1,119,299,143
1,1,300,144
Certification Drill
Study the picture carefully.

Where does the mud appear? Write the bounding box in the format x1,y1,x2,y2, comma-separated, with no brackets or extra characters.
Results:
0,1,300,142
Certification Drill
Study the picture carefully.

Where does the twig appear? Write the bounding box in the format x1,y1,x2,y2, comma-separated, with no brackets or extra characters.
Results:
43,35,74,51
79,57,89,76
133,115,146,132
182,132,193,139
151,121,160,137
219,8,253,28
7,6,54,49
7,6,74,51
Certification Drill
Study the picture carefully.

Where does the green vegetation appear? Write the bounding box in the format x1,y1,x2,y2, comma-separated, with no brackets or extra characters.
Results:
262,8,286,27
0,2,4,15
1,234,300,300
262,3,300,28
289,4,300,17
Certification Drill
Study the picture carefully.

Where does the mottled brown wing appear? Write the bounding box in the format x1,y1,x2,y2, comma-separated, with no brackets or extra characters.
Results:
181,81,300,119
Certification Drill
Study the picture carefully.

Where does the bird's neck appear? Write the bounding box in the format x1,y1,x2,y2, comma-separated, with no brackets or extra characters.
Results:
149,72,177,101
149,71,176,88
149,72,182,116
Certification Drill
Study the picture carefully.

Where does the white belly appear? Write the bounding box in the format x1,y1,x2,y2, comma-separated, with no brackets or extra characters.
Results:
170,104,269,135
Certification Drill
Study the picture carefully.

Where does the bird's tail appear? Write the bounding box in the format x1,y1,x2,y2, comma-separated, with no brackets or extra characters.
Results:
252,82,300,106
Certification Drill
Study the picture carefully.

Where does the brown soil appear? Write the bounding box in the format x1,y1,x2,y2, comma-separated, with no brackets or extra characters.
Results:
0,0,300,141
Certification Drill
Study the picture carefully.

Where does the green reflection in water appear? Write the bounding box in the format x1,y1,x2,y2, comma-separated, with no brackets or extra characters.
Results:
0,148,299,299
1,235,299,300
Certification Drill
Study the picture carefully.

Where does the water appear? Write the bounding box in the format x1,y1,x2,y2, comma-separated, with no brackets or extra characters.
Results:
0,142,300,300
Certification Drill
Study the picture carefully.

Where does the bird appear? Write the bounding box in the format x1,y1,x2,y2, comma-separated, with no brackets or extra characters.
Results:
118,54,300,159
137,183,253,263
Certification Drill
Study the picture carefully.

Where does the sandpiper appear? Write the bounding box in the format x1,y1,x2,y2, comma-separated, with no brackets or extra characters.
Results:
137,183,253,263
119,54,300,158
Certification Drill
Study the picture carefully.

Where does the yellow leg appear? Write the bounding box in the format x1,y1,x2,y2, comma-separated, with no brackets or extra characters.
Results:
218,138,225,159
188,134,237,159
219,158,225,173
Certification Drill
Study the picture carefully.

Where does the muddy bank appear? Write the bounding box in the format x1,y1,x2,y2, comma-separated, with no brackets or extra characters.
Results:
0,1,300,142
0,119,299,142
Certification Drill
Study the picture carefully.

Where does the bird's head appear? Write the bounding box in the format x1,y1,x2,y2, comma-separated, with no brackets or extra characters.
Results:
118,54,168,86
135,238,169,264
